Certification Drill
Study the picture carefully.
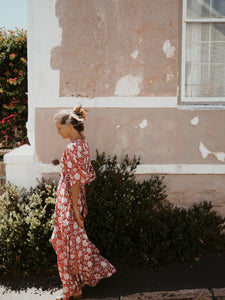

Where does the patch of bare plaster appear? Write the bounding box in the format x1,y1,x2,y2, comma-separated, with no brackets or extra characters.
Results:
130,49,139,60
199,142,225,162
190,117,199,126
214,152,225,162
138,36,143,45
163,40,175,58
139,119,148,129
199,142,211,159
96,6,106,23
115,75,142,96
165,66,174,82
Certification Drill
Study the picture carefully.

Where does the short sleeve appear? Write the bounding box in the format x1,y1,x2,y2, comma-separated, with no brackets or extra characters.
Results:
64,146,96,187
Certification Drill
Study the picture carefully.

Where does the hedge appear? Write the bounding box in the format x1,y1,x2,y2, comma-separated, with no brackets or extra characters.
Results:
0,152,225,276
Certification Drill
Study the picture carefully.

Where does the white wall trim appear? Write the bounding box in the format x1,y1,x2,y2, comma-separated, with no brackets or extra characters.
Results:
36,97,178,109
181,97,225,103
36,163,225,175
136,164,225,175
178,104,225,110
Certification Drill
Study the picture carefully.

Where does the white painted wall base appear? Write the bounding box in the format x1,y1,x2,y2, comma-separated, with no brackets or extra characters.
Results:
4,145,61,189
4,145,41,189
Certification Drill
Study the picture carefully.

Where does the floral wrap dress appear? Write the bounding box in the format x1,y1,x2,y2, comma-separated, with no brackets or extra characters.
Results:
51,140,116,300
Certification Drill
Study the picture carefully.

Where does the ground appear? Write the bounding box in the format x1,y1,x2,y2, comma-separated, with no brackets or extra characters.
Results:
1,254,225,299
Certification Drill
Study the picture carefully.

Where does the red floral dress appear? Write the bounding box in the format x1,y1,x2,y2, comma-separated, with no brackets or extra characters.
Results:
51,140,116,300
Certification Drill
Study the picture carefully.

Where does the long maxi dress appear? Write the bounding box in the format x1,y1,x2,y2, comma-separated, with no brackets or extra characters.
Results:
51,139,116,300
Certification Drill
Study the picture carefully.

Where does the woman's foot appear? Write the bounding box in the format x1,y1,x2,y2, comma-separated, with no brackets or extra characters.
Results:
55,295,63,300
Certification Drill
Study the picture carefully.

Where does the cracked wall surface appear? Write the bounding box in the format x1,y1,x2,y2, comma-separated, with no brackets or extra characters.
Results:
51,0,178,98
36,108,225,166
36,107,225,215
30,0,225,215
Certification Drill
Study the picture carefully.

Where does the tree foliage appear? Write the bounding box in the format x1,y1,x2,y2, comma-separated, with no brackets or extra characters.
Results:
0,28,28,149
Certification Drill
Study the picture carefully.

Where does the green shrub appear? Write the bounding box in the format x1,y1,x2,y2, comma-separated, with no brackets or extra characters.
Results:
0,180,57,276
0,152,225,276
85,151,167,262
0,28,28,149
136,202,225,267
85,151,225,267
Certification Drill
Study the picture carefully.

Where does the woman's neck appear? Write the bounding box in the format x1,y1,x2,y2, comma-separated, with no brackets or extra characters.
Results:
68,124,84,141
69,132,84,142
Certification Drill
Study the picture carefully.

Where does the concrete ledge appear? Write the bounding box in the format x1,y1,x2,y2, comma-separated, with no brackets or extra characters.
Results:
4,145,34,164
1,288,225,300
213,288,225,300
3,145,40,189
121,289,212,300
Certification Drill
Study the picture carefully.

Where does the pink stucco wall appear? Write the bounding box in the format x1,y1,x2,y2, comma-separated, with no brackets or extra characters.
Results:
51,0,178,98
32,0,225,216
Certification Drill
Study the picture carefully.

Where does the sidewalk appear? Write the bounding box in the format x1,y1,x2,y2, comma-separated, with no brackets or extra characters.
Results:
1,253,225,300
1,288,225,300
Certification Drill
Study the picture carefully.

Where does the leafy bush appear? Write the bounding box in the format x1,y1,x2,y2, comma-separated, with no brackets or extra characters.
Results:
85,151,167,261
0,152,225,276
0,28,28,149
135,202,225,267
0,180,57,276
85,151,225,267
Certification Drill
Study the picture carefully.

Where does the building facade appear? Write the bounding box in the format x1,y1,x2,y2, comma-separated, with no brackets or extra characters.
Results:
5,0,225,215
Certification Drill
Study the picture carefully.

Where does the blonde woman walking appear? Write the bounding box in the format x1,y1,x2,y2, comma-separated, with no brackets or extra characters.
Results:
51,106,116,300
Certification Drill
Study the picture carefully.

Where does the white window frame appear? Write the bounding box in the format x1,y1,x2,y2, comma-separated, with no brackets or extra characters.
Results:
181,0,225,103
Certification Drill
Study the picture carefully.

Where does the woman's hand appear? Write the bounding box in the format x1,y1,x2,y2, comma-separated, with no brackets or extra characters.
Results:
73,207,84,228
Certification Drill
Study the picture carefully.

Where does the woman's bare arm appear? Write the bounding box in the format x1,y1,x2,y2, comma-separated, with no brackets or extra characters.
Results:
71,182,84,228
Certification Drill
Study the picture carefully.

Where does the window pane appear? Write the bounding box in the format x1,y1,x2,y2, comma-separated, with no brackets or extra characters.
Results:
185,22,225,97
187,0,210,18
210,64,225,85
186,23,209,41
209,86,225,97
210,0,225,17
211,41,225,63
192,86,209,97
187,0,225,18
192,64,209,86
211,23,225,41
186,41,209,63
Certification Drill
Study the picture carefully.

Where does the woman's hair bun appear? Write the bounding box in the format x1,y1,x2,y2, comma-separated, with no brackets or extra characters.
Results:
74,106,87,121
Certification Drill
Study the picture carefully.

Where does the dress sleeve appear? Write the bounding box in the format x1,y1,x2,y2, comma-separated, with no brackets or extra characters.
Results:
64,146,96,187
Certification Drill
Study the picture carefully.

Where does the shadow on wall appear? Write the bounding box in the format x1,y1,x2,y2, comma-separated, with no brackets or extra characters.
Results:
50,0,178,98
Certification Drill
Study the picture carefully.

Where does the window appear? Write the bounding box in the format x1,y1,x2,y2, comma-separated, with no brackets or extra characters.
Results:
181,0,225,102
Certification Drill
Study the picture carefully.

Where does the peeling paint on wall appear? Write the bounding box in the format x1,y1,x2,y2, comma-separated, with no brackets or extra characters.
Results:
163,40,175,58
214,152,225,162
130,49,139,60
52,0,179,97
165,66,174,82
199,142,225,162
139,119,148,129
199,142,211,159
190,117,199,126
114,74,142,96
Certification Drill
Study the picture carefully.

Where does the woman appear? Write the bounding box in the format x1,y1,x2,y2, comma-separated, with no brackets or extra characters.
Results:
51,106,116,300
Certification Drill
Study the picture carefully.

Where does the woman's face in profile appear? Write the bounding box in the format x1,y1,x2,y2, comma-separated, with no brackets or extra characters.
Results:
56,122,69,139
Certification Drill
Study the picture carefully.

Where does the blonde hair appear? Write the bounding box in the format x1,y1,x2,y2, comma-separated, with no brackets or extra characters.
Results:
54,106,87,135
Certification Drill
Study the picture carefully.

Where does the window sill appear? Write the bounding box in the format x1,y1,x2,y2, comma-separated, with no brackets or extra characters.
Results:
178,104,225,110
